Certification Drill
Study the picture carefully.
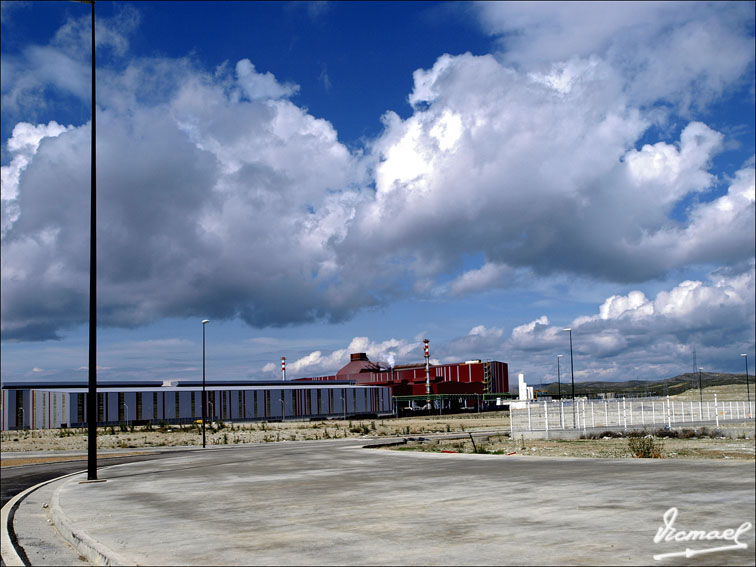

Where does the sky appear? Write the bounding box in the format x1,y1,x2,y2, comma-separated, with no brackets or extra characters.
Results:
1,1,754,389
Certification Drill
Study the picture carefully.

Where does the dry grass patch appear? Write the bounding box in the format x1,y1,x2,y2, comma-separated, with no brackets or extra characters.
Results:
394,433,755,460
0,413,511,453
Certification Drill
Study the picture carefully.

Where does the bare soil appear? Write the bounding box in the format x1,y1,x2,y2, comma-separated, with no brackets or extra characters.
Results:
396,433,755,460
2,408,754,464
0,413,507,459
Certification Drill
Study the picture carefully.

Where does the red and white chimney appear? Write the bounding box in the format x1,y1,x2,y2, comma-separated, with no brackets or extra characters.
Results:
281,357,286,381
424,339,430,396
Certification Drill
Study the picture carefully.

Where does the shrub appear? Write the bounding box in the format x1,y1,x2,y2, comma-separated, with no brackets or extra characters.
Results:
628,436,663,458
581,430,625,439
654,428,679,438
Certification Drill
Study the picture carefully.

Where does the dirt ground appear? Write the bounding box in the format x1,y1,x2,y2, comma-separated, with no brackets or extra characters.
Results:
0,412,508,459
2,409,754,466
395,431,755,460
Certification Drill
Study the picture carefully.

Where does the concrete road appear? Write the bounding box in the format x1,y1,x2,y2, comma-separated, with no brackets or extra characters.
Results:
10,439,756,565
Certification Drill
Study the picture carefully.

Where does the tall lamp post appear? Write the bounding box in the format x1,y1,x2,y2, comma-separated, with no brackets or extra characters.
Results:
741,354,750,408
563,329,575,427
698,367,703,404
202,319,210,448
73,0,98,482
556,354,564,398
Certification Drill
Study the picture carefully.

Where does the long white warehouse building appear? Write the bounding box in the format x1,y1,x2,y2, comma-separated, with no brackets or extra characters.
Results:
0,380,393,430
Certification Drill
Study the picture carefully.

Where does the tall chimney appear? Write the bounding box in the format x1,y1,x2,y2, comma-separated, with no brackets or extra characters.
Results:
424,339,430,398
281,357,286,381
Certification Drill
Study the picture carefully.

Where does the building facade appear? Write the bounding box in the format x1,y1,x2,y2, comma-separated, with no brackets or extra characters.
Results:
300,353,509,396
1,381,393,430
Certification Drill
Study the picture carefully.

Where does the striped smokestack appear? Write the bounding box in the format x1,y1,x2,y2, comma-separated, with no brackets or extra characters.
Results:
281,357,286,381
424,339,430,398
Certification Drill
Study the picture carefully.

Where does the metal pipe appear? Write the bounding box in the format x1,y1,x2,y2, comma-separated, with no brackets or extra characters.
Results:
563,329,575,427
85,0,97,481
698,367,703,404
741,354,750,409
424,339,430,409
202,320,210,447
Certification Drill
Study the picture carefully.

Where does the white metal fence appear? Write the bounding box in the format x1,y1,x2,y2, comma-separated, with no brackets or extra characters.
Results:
510,395,755,433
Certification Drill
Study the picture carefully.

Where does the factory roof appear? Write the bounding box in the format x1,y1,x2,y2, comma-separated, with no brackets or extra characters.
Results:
336,352,381,376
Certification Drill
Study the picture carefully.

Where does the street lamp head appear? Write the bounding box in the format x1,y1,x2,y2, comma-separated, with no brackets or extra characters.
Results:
202,319,210,324
557,354,564,358
741,354,748,357
563,328,571,332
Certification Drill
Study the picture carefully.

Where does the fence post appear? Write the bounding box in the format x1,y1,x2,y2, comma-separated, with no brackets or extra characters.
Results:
622,399,627,431
527,402,532,431
714,394,719,428
560,401,565,429
629,400,633,426
544,401,549,435
604,401,608,427
510,405,515,436
591,401,595,428
699,400,703,422
667,396,672,428
641,401,644,425
582,400,587,435
652,401,655,424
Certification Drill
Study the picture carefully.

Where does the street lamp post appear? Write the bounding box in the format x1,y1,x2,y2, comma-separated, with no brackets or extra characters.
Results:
72,0,98,482
123,403,129,428
556,354,564,398
202,319,210,448
740,354,750,408
698,367,703,404
563,329,575,427
18,407,25,430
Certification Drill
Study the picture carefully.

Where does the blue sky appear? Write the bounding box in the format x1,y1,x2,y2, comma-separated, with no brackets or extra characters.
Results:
1,1,754,388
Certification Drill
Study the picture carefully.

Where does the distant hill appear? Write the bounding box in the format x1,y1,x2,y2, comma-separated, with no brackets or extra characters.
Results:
531,372,750,398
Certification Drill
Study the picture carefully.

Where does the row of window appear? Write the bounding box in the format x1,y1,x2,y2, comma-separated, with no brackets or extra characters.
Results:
69,389,380,423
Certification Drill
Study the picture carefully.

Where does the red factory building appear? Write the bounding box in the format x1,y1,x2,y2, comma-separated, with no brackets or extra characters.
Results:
296,352,509,406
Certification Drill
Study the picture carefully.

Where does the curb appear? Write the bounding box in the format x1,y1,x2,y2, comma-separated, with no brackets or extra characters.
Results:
1,470,83,566
50,477,137,566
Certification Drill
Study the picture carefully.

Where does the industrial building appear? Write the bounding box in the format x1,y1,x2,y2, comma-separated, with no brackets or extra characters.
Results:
2,345,509,429
0,380,392,430
297,350,509,413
